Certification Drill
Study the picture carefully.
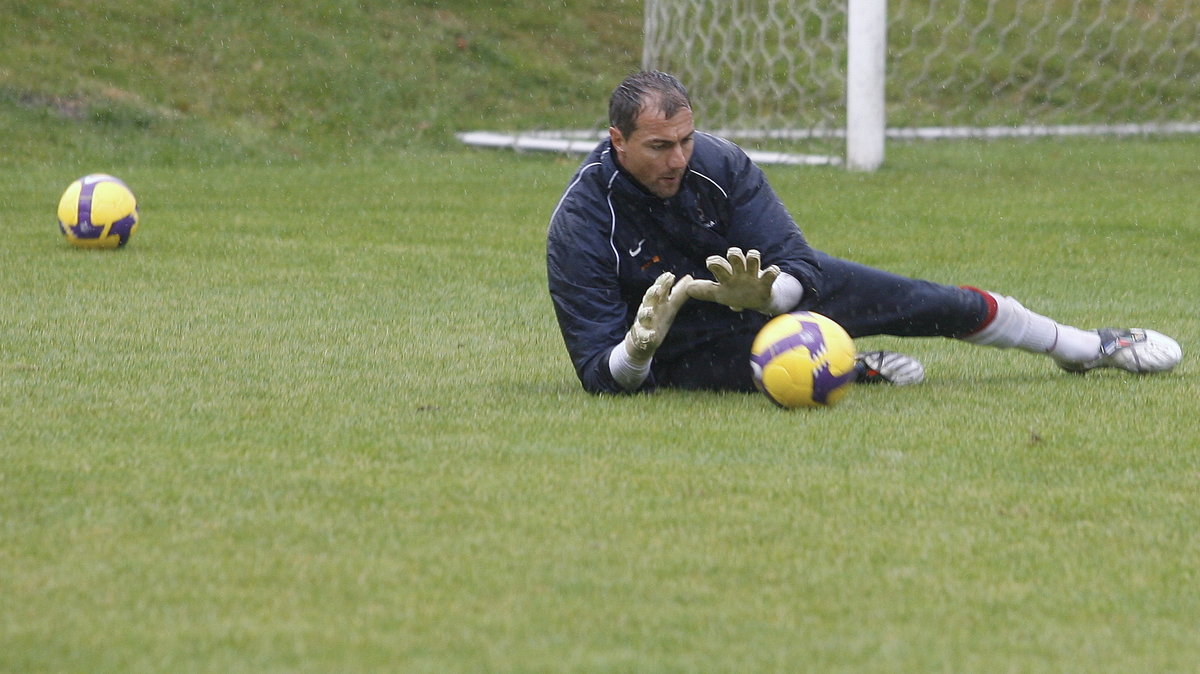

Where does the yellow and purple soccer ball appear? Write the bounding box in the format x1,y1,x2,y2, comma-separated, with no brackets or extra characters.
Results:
57,174,139,249
750,311,857,408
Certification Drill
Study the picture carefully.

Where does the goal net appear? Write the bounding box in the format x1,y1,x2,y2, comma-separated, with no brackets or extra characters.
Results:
642,0,1200,167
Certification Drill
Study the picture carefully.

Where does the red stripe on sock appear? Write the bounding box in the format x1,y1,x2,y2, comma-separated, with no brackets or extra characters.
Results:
960,286,997,337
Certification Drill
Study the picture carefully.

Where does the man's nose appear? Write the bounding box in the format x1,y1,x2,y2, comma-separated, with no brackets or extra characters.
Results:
666,145,687,169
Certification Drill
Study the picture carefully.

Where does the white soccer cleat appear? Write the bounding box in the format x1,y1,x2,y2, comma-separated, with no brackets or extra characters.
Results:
854,350,925,386
1056,328,1182,374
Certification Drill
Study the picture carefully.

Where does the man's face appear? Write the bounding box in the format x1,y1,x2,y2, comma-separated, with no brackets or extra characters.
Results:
610,103,695,199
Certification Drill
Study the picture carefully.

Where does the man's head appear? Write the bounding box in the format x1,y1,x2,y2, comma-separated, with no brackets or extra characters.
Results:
608,71,695,199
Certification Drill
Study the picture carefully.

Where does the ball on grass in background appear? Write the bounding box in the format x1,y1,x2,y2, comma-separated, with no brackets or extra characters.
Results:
750,311,857,408
57,174,139,249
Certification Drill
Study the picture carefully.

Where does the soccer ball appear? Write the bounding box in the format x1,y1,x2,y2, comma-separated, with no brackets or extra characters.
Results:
57,174,139,249
750,311,857,408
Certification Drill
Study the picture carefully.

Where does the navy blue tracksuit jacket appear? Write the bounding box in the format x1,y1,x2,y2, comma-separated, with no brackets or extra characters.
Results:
547,132,988,394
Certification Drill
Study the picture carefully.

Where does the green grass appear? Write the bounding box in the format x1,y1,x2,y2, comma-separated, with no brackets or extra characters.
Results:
0,0,644,165
2,137,1199,672
3,1,1200,669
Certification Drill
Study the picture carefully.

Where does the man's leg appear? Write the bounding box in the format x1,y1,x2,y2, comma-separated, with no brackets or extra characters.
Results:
808,252,1181,374
804,252,990,339
653,318,924,392
960,289,1181,374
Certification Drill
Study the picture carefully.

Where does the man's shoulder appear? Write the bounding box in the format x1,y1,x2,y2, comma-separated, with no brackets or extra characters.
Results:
561,144,616,197
687,132,756,193
549,143,616,230
694,131,742,153
690,132,753,173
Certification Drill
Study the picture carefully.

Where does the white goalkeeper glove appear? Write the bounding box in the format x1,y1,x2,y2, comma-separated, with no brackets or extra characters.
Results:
687,247,781,313
623,271,693,363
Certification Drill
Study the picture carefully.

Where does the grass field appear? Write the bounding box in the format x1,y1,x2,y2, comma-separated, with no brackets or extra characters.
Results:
0,0,643,165
2,137,1198,672
3,1,1200,670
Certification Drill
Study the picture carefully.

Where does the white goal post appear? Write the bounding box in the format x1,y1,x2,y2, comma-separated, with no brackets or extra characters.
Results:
641,0,1200,170
845,0,886,170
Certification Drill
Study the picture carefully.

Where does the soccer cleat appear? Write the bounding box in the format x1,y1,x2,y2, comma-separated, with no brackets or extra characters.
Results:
1055,328,1182,374
854,350,925,386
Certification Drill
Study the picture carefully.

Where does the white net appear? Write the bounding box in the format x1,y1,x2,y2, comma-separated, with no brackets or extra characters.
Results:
643,0,845,148
642,0,1200,155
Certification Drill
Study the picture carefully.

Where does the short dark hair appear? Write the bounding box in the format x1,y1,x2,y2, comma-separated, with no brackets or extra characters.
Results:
608,71,692,139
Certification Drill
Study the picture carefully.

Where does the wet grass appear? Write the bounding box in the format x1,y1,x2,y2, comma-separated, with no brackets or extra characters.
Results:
0,0,644,166
2,138,1199,671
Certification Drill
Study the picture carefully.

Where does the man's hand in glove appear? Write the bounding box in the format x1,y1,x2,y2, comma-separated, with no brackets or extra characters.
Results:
624,271,693,363
687,247,780,313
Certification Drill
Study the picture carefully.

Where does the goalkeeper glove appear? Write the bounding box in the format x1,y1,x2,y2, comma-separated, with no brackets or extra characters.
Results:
687,247,781,313
623,271,693,363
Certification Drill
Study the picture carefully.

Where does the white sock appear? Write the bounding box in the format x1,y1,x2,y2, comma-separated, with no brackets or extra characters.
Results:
962,291,1101,363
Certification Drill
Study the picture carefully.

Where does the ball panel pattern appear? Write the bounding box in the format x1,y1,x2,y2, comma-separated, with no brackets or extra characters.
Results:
57,174,139,249
750,311,857,408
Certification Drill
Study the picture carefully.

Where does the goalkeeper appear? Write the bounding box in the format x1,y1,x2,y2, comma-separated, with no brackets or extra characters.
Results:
546,70,1182,394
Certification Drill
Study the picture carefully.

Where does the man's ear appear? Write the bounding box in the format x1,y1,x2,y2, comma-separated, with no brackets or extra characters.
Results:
609,126,626,154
